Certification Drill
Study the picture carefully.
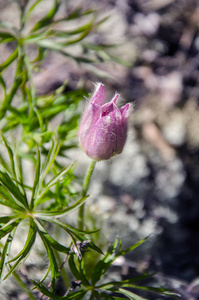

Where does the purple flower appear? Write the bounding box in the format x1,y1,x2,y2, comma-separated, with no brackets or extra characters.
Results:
78,83,131,161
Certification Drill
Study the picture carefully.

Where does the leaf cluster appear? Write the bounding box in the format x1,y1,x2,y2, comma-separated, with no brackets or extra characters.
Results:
33,236,180,299
0,134,93,286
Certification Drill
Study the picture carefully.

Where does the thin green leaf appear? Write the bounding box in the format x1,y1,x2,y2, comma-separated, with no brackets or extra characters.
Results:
0,219,21,240
0,31,16,43
0,76,23,120
0,216,17,225
0,228,16,281
117,236,150,257
26,21,93,44
52,7,95,23
0,74,6,97
30,139,60,207
66,8,95,20
0,152,10,173
35,219,70,254
0,133,17,179
12,144,28,201
37,217,79,253
106,52,132,67
0,21,18,33
26,0,43,17
82,63,113,79
30,146,41,209
4,219,36,279
68,254,90,286
91,238,119,285
36,39,68,50
37,229,59,290
116,288,148,300
0,47,18,72
38,263,51,285
88,241,104,255
37,39,96,63
40,138,60,185
7,220,36,263
95,15,110,27
31,0,60,32
92,291,111,300
129,285,181,298
0,185,25,211
42,218,99,236
38,218,101,257
35,162,76,206
0,171,29,210
49,22,93,37
31,46,46,63
32,281,87,300
23,54,36,105
33,106,44,132
97,291,127,300
61,21,93,46
35,195,87,217
30,247,52,287
79,258,90,286
97,273,154,289
82,42,118,51
68,254,83,282
72,291,88,300
24,30,49,44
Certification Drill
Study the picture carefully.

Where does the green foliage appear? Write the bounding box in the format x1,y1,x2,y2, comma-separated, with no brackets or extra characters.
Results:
0,135,88,280
32,237,180,299
0,136,106,299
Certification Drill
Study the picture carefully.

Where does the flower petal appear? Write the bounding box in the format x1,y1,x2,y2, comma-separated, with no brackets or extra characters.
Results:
84,114,117,160
91,83,105,106
111,94,119,104
120,103,131,118
101,96,120,117
78,103,100,141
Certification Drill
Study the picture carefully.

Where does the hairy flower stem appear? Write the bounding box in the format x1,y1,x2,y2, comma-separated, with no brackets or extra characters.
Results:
78,160,96,230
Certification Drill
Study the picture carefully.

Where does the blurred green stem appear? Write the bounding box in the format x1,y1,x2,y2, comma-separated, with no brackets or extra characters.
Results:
78,160,96,230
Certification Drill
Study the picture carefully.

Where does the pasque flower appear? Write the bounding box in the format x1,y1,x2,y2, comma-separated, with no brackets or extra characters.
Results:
78,83,131,161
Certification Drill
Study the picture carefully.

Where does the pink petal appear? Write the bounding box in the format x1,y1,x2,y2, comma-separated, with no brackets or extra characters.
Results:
101,98,121,118
120,103,130,118
91,83,105,106
111,94,119,104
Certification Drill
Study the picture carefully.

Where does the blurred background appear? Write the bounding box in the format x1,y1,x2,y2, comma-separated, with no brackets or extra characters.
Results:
1,0,199,299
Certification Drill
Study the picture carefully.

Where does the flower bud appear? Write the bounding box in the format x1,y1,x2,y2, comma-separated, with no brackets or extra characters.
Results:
78,83,131,161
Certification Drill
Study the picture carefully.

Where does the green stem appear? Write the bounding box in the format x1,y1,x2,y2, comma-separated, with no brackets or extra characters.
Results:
78,160,96,230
